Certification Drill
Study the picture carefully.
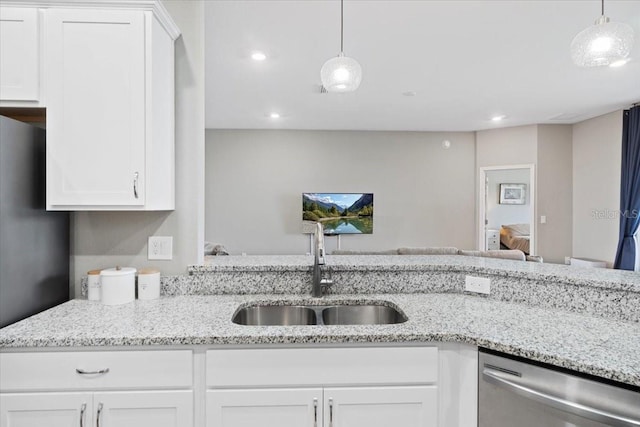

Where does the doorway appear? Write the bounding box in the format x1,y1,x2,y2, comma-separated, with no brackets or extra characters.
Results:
478,165,535,255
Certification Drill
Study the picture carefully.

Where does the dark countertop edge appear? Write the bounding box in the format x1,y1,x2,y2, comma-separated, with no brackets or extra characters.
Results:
2,333,637,387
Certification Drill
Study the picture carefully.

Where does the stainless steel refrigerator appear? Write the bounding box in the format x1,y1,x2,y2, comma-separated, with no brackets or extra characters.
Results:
0,115,69,328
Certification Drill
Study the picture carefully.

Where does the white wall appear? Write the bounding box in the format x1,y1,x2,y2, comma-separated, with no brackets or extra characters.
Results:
485,169,531,230
70,1,205,296
537,125,572,264
205,130,476,254
572,110,622,266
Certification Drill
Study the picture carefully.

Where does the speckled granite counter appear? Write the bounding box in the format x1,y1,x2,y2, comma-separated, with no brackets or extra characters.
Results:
183,255,640,322
1,294,638,387
192,255,640,292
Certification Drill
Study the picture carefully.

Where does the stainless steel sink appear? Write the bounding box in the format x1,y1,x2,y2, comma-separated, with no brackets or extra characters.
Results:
232,302,407,326
322,305,408,325
232,305,317,326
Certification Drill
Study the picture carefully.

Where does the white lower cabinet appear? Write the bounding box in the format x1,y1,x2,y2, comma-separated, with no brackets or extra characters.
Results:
0,391,192,427
1,345,478,427
325,386,437,427
0,350,194,427
207,386,436,427
207,388,322,427
205,347,440,427
94,391,193,427
0,392,91,427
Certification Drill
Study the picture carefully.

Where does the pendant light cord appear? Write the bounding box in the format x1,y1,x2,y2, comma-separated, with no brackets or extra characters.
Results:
340,0,344,53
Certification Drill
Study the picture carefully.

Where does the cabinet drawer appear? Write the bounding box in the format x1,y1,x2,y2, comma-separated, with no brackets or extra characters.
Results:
207,347,438,388
0,350,192,391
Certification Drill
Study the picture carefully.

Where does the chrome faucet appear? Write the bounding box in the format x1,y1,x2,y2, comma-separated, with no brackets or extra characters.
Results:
312,222,333,297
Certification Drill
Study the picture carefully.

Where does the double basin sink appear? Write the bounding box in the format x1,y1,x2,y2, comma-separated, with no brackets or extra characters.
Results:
232,302,408,326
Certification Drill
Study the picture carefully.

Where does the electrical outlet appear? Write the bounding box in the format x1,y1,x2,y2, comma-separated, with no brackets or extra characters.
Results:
148,236,173,260
465,275,491,295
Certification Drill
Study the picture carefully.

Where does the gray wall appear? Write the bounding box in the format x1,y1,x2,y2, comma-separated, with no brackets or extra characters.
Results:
476,125,538,167
537,125,573,264
485,169,531,230
205,130,476,254
572,110,622,266
476,124,577,263
70,1,205,296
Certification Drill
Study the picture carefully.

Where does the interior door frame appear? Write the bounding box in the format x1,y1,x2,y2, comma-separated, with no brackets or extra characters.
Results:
478,164,536,255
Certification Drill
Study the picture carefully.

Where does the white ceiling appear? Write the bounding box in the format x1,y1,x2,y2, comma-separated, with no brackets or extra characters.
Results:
205,0,640,131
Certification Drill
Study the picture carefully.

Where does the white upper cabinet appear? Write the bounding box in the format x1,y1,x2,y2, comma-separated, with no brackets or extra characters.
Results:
0,7,41,103
44,5,179,210
0,2,178,210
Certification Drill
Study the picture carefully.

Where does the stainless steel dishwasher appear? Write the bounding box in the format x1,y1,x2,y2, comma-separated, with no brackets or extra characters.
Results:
479,350,640,427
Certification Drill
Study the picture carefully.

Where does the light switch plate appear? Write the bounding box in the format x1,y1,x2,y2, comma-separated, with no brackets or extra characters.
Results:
148,236,173,260
465,275,491,294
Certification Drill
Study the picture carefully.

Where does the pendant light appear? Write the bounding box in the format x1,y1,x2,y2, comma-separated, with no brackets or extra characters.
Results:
570,0,634,67
320,0,362,92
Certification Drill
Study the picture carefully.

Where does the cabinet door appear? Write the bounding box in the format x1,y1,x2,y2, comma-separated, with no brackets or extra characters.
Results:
93,391,193,427
45,9,145,208
0,392,92,427
207,388,322,427
324,386,438,427
0,7,39,101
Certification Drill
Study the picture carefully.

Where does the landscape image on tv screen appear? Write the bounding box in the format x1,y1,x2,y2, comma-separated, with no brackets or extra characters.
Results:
302,193,373,234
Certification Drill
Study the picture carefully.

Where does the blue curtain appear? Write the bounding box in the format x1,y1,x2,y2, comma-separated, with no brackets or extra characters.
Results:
614,106,640,270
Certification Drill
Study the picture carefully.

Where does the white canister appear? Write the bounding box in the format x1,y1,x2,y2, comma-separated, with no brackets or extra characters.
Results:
87,269,101,301
138,268,160,300
100,267,136,305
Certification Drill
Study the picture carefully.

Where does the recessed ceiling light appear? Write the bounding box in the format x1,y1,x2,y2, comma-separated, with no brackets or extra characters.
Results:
610,58,629,67
251,52,267,61
269,112,280,119
491,115,506,122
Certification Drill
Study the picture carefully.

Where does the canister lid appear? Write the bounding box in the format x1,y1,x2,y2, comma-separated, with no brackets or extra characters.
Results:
87,269,102,275
100,267,137,276
138,268,160,275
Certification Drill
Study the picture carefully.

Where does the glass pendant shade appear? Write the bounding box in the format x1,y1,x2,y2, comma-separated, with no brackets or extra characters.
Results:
571,16,634,67
321,52,362,92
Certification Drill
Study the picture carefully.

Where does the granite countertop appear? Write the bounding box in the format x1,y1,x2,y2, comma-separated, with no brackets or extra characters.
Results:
192,255,640,293
0,293,638,387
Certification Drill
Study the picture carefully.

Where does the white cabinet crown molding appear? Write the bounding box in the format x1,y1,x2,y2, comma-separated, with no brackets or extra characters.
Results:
0,0,180,39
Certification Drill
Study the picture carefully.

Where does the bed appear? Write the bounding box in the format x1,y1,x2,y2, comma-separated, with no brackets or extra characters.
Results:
500,223,530,255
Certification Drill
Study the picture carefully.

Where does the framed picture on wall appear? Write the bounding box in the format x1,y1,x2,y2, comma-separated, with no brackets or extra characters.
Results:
499,183,526,205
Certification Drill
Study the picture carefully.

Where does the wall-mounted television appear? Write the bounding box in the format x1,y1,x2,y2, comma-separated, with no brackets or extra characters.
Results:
302,193,373,235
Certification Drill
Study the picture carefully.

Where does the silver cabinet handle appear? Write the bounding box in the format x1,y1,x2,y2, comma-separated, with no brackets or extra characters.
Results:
96,402,103,427
76,368,109,375
133,172,139,199
80,403,86,427
329,398,333,427
483,368,640,426
313,398,318,427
